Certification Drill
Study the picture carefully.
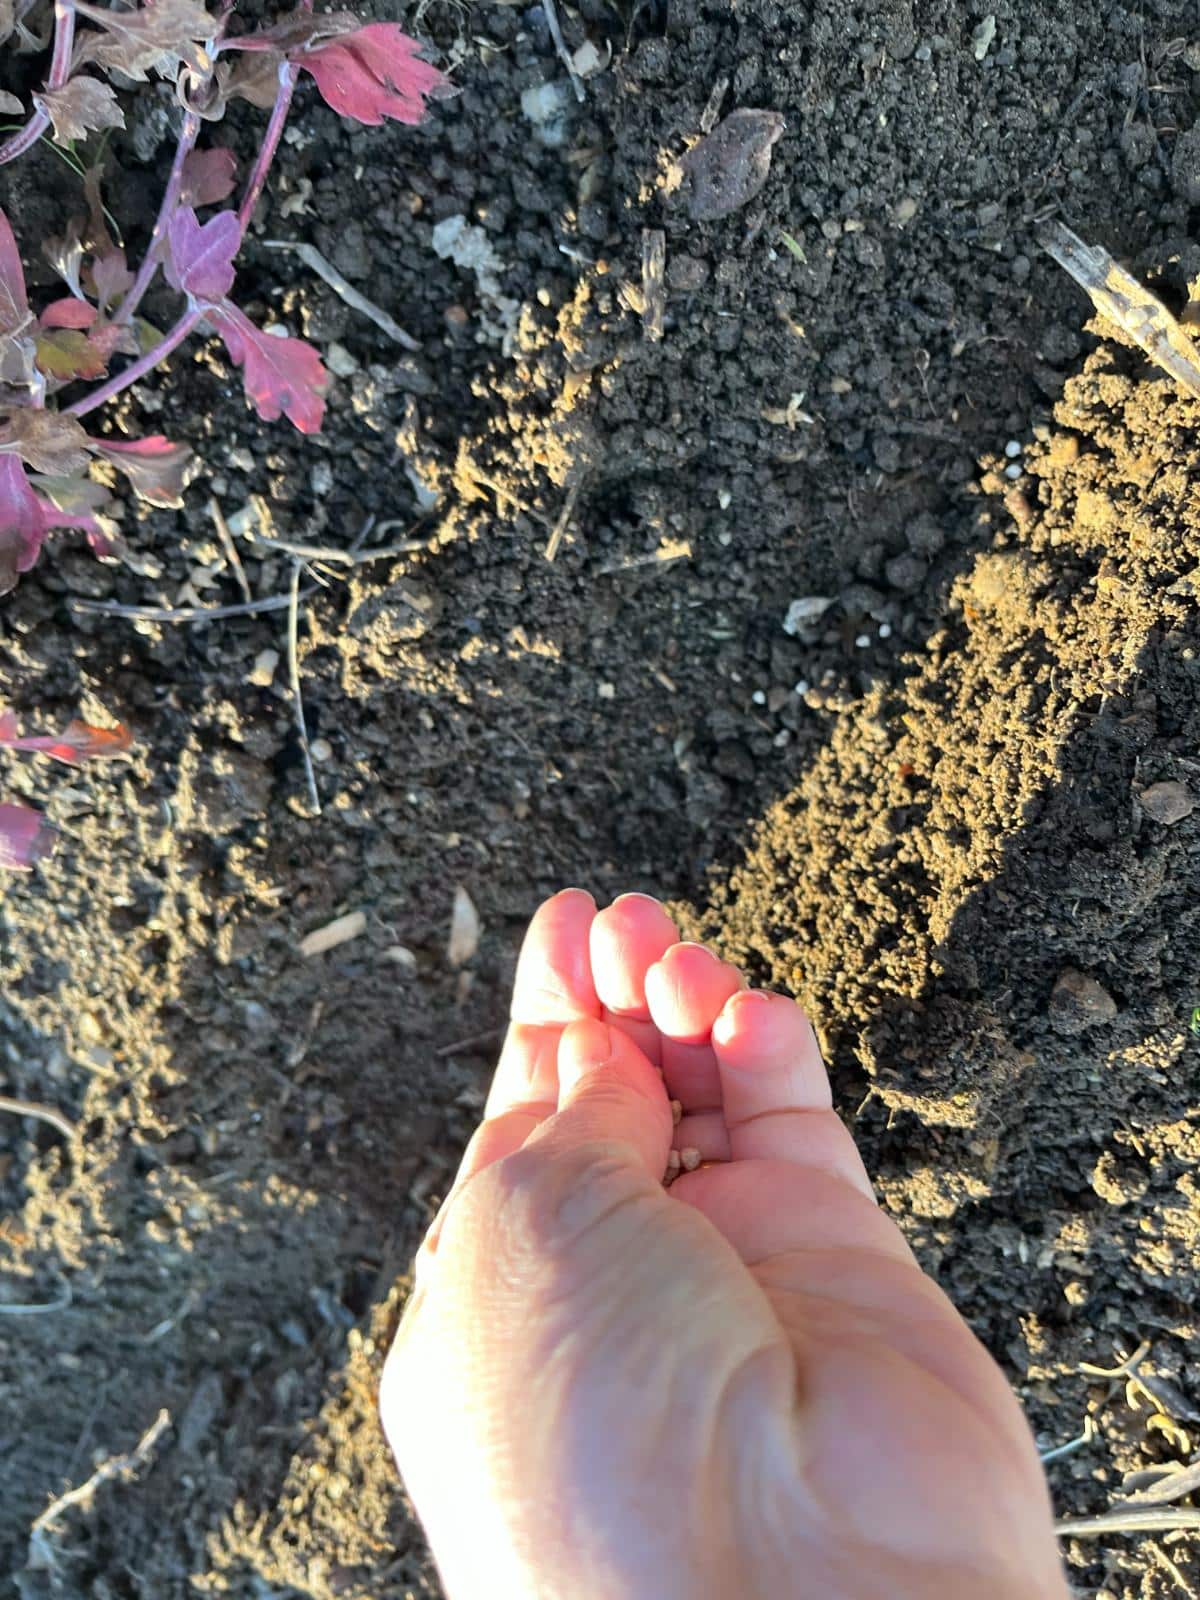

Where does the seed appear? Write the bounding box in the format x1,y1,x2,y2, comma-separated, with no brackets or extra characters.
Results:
680,1147,701,1172
670,1099,683,1126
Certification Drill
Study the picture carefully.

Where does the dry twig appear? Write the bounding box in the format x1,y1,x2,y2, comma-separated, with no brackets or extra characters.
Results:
0,1094,76,1142
261,240,420,350
541,0,585,101
287,559,321,816
209,497,251,603
30,1409,171,1544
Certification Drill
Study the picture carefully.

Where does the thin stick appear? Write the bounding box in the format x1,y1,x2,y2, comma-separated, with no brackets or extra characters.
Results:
69,592,297,624
1055,1507,1200,1538
1039,1416,1097,1465
238,60,299,228
0,1283,72,1315
287,559,321,816
250,534,355,566
31,1409,171,1537
261,241,420,351
118,110,201,326
67,308,202,419
1151,1544,1199,1600
542,0,585,101
0,1094,76,1142
544,480,581,562
435,1026,503,1058
210,497,252,603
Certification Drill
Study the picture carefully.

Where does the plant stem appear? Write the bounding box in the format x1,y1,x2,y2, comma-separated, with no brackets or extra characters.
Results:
0,0,76,166
118,111,201,325
66,308,202,418
238,59,299,230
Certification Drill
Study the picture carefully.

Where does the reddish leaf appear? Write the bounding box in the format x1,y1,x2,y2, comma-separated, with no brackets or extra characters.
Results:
90,248,134,315
0,409,91,474
73,0,217,81
39,296,99,330
93,435,193,506
35,324,116,381
0,712,132,765
165,206,240,303
0,454,47,593
35,75,125,144
0,803,54,871
180,146,238,207
0,206,30,339
300,23,448,127
210,302,328,433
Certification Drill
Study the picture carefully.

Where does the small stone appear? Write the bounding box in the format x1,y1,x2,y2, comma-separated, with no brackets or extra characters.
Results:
247,648,279,687
1137,780,1195,826
309,737,333,763
325,341,359,378
751,689,766,705
1048,969,1118,1035
1004,440,1022,458
1004,462,1023,480
598,682,615,700
679,1146,702,1171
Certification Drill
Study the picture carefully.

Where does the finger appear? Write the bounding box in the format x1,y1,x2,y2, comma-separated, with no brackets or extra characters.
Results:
590,893,678,1065
711,989,872,1193
486,889,600,1119
528,1017,672,1179
644,943,742,1112
675,1160,910,1265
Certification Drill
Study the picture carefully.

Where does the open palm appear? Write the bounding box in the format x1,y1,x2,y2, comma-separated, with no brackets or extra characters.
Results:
382,891,1068,1600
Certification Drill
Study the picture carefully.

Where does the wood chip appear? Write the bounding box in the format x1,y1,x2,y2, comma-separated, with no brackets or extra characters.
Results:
447,886,481,967
297,910,367,958
642,229,665,342
670,1098,683,1126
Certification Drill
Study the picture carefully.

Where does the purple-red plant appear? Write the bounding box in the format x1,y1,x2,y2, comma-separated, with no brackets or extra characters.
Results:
0,0,447,866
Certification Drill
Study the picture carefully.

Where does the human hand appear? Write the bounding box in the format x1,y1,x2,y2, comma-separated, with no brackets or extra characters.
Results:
381,890,1068,1600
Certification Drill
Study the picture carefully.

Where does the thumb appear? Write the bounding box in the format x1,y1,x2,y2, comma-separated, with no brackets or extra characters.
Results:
531,1016,673,1179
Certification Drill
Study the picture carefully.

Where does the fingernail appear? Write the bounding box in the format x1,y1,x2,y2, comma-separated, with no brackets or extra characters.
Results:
558,1017,613,1093
612,891,662,909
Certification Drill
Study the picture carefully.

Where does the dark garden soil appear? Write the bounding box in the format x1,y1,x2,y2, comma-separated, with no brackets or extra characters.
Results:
3,1,1200,1595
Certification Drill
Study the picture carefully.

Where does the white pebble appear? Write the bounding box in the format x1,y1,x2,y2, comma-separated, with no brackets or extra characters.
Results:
598,682,615,700
793,679,810,696
1004,462,1023,480
309,737,333,762
878,622,892,638
751,689,766,705
1004,439,1022,458
717,488,732,510
855,633,871,648
680,1147,702,1172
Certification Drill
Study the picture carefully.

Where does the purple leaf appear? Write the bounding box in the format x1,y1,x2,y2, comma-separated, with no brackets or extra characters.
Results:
210,303,328,433
0,455,47,594
165,206,240,303
93,435,193,506
180,147,239,208
91,248,134,316
0,803,54,871
299,23,449,127
0,205,30,338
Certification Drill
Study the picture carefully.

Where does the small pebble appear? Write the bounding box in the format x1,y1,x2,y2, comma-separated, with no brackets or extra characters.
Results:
1004,462,1023,480
855,633,871,648
670,1098,682,1126
309,737,333,763
598,682,615,700
878,622,893,638
1004,439,1022,458
680,1147,701,1172
751,689,766,705
793,679,810,696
